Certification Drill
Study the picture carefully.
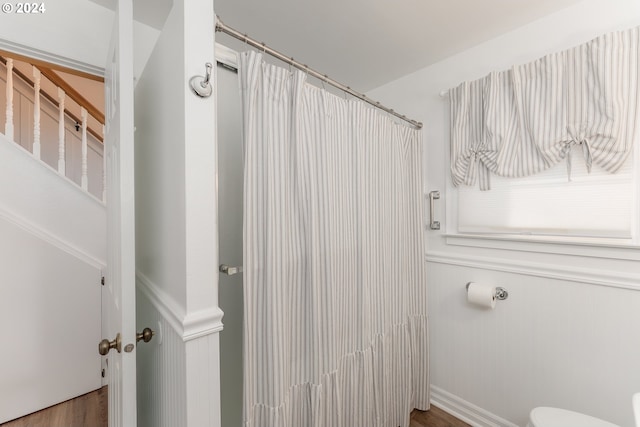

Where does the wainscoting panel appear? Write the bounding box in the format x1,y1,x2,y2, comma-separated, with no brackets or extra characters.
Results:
136,285,187,427
185,333,221,427
136,276,222,427
426,260,640,427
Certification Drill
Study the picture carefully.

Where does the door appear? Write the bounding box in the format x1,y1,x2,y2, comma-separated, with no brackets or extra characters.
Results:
103,0,136,426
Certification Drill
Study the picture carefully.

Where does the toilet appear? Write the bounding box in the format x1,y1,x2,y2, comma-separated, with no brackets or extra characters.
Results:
528,393,640,427
527,407,620,427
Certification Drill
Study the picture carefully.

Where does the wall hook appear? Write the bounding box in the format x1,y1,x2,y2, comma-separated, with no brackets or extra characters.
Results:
190,62,213,98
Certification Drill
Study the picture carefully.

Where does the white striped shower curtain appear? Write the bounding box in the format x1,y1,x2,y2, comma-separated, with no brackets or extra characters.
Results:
239,51,429,427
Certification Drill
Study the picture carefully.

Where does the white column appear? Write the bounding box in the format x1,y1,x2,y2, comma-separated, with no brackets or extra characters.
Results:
57,88,66,175
5,58,14,141
32,66,41,159
80,107,88,190
102,124,106,203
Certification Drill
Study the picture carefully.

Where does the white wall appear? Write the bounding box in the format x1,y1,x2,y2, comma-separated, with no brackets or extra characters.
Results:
134,0,218,314
369,0,640,426
134,1,188,310
0,215,102,423
0,133,106,263
0,133,105,423
134,0,222,425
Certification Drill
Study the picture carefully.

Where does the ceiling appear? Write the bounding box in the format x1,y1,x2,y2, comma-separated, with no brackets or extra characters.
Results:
90,0,586,92
213,0,586,91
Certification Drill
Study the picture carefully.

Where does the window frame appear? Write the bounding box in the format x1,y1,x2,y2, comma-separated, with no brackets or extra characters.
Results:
443,143,640,261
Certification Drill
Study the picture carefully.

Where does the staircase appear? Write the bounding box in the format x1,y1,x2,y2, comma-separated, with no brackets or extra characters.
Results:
1,55,105,201
0,54,107,423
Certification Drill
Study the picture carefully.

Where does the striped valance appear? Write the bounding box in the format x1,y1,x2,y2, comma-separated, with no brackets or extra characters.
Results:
450,26,640,190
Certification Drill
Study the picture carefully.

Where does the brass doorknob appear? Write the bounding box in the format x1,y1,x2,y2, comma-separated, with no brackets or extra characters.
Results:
136,327,154,344
98,333,121,355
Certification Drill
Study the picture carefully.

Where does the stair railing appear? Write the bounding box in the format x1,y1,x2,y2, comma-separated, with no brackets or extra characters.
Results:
2,55,106,203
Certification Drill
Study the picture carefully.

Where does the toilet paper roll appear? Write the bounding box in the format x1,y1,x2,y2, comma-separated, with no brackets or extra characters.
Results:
466,282,496,309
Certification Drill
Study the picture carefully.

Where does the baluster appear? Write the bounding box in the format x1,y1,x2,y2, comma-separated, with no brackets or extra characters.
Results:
32,66,41,159
57,88,66,175
80,107,88,190
5,58,14,140
102,125,106,203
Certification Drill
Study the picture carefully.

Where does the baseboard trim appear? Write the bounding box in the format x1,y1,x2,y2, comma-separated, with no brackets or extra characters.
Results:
0,134,105,207
430,385,519,427
136,272,224,342
0,205,105,269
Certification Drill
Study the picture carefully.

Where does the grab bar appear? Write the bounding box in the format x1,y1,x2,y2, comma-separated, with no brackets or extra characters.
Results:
219,264,243,275
429,190,440,230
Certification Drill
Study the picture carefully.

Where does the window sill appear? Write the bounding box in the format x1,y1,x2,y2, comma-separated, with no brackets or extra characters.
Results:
444,233,640,261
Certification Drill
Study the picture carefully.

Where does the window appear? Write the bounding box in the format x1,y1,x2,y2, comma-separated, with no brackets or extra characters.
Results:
453,145,639,245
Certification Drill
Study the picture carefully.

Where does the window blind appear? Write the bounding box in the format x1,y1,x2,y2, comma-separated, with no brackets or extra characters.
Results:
450,26,640,191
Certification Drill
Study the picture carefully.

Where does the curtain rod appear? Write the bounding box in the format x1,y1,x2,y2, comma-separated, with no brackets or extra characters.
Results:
215,16,423,129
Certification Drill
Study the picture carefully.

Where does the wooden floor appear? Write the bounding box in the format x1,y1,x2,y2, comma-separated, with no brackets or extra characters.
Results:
411,406,471,427
1,387,468,427
1,387,107,427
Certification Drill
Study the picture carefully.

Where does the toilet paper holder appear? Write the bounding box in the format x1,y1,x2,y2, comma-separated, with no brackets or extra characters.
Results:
466,282,509,300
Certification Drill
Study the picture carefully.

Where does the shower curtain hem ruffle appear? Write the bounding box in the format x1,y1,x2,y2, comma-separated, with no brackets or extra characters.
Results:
243,314,430,427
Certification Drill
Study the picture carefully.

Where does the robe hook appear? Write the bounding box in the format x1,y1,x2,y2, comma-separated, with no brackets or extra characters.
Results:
190,62,213,98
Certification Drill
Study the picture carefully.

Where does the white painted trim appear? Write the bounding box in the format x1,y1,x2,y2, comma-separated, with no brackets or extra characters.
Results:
215,43,238,69
426,251,640,291
0,38,104,77
430,385,519,427
136,272,184,338
136,272,224,342
0,204,105,269
445,234,640,261
183,308,225,341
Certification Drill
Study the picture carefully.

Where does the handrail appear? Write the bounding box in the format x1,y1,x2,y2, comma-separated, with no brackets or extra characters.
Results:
39,67,105,125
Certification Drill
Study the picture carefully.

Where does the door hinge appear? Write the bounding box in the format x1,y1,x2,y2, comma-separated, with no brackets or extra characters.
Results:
101,276,105,286
101,368,105,378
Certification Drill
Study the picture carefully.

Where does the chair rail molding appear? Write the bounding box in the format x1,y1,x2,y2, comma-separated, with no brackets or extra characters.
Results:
136,272,224,342
426,251,640,291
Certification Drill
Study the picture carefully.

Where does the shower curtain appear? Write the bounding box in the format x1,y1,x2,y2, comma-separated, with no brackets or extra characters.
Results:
239,51,429,427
